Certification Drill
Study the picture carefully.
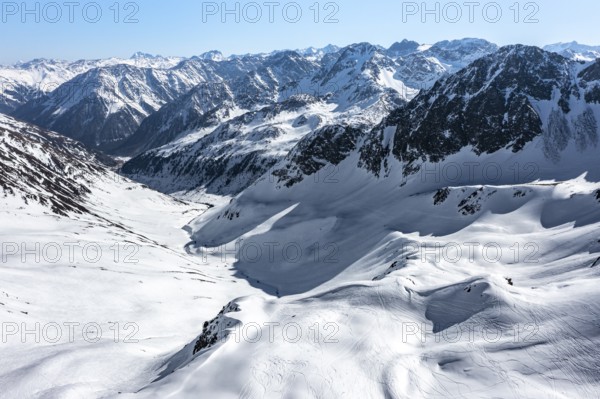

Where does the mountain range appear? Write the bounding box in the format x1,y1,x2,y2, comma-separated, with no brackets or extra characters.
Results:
1,38,600,398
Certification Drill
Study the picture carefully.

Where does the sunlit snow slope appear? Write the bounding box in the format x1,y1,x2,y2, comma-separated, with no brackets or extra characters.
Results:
3,43,600,399
121,47,600,399
0,114,263,397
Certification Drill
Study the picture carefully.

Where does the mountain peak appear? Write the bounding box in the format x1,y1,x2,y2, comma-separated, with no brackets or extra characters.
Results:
199,50,224,61
493,44,572,65
131,51,159,59
387,39,420,57
294,45,340,59
497,43,545,54
429,38,497,52
340,42,381,57
544,41,600,61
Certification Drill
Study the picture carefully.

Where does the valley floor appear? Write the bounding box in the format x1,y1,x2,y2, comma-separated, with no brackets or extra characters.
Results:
0,178,267,398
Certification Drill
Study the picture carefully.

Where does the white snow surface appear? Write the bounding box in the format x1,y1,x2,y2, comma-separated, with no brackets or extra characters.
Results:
544,41,600,61
128,137,600,399
3,112,599,398
2,41,600,398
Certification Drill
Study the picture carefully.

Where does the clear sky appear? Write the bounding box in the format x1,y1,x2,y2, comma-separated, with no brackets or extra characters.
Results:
1,0,599,64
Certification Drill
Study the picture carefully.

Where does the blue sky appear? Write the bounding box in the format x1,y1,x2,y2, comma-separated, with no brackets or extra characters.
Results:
1,0,599,64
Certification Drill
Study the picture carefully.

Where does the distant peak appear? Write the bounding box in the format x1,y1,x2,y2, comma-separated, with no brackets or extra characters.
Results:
544,41,600,50
387,40,420,56
295,45,340,57
496,44,547,57
199,50,224,61
431,38,496,49
322,44,340,52
131,52,158,59
343,42,379,54
543,41,600,61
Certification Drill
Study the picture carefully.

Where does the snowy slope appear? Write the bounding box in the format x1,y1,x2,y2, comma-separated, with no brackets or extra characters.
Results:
0,114,265,397
113,45,600,398
3,41,600,399
0,113,111,215
123,174,600,399
544,41,600,61
0,54,185,113
12,60,218,150
122,95,340,195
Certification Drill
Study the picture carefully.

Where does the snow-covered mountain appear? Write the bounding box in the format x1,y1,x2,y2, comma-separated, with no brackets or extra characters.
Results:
0,113,111,215
0,54,185,113
127,42,414,158
115,50,320,156
119,39,500,194
0,113,268,397
10,51,318,152
386,39,420,57
197,50,225,62
421,38,500,66
3,40,600,398
544,41,600,61
307,42,410,110
125,45,600,397
276,45,598,186
0,59,88,113
12,60,219,150
116,79,237,156
358,45,598,178
6,38,499,159
294,44,341,61
121,95,342,195
392,38,499,88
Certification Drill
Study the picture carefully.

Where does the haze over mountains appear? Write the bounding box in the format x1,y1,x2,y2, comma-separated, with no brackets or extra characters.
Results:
1,38,600,398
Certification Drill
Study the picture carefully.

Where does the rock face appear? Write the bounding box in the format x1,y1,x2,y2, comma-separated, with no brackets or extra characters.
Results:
390,45,570,167
276,45,600,186
192,302,241,355
0,114,111,216
272,124,366,187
